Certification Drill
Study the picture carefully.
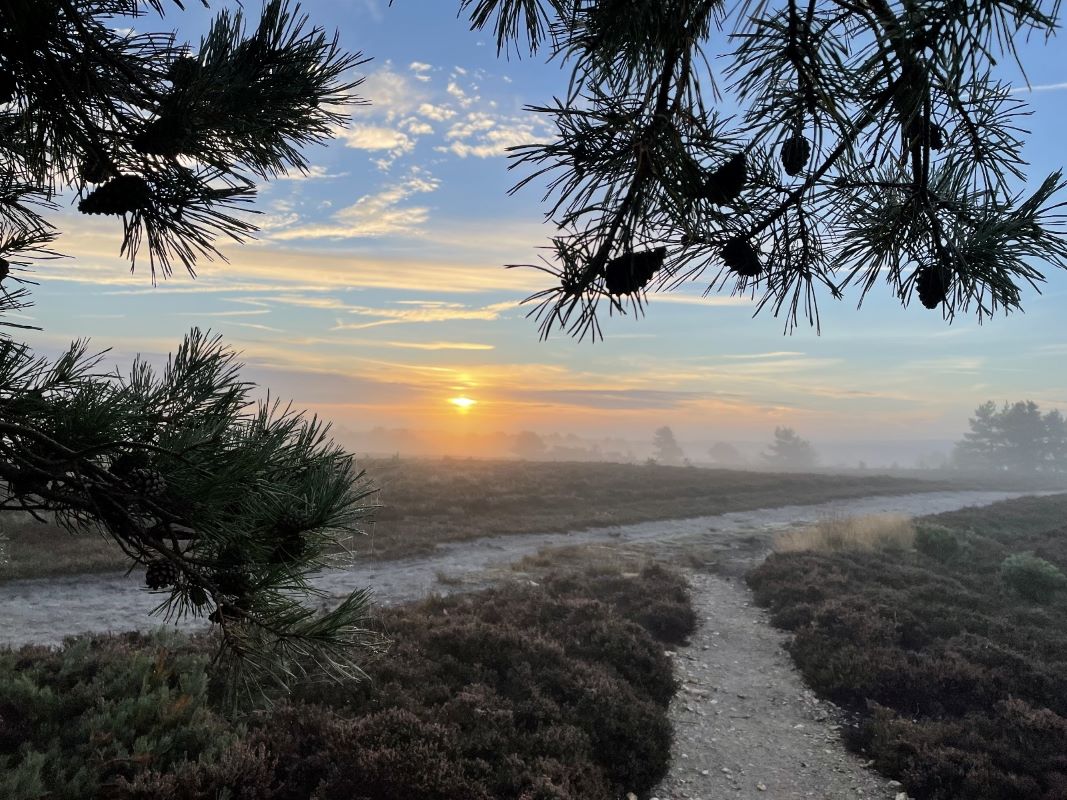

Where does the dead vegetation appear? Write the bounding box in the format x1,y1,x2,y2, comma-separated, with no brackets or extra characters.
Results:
774,513,916,553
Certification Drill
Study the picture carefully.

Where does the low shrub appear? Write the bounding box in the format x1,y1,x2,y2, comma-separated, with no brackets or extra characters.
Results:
1000,552,1067,603
748,493,1067,800
3,563,690,800
914,524,960,562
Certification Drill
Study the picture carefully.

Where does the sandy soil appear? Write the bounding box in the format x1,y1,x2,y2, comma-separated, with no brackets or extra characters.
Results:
651,570,906,800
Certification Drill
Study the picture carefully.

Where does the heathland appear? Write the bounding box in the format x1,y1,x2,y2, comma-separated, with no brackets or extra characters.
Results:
0,458,997,580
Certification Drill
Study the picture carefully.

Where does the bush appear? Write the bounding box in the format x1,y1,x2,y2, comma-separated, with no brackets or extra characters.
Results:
3,564,691,800
748,493,1067,800
1000,553,1067,603
914,525,960,562
0,632,230,800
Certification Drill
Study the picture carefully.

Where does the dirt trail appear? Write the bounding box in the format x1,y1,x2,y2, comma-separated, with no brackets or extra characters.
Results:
0,490,1037,647
1,490,1051,800
652,570,904,800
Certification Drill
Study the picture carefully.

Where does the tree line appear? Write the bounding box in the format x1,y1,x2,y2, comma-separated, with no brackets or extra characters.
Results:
954,401,1067,474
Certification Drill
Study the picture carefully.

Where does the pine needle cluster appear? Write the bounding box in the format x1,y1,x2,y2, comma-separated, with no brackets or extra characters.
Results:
0,1,378,696
461,0,1067,337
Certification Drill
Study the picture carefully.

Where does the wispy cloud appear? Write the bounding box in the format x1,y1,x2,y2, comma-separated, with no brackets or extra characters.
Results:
382,340,495,351
337,125,415,155
1010,81,1067,93
332,300,518,329
649,293,754,307
269,168,440,240
722,351,806,359
441,110,545,158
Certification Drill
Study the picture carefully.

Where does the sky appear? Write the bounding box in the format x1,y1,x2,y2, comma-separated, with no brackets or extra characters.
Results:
14,0,1067,460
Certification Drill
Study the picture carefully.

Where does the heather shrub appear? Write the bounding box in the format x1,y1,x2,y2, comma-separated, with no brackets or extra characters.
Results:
914,525,960,562
6,562,689,799
1000,552,1067,603
749,494,1067,800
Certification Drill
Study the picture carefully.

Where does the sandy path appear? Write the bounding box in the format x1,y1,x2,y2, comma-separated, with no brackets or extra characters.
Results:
0,490,1037,647
652,571,905,799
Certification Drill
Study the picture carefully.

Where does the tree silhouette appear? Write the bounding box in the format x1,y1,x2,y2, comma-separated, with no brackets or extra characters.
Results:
954,400,1067,473
652,425,685,465
0,0,378,695
459,0,1067,338
764,426,817,470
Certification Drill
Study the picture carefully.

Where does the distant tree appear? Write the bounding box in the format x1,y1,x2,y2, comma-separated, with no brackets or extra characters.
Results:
458,0,1067,338
708,441,745,467
954,400,1067,473
0,0,377,693
763,427,817,470
652,426,685,466
512,430,547,459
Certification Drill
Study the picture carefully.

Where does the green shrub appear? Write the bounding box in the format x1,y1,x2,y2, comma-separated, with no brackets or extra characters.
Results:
914,525,960,562
1000,552,1067,603
0,632,231,800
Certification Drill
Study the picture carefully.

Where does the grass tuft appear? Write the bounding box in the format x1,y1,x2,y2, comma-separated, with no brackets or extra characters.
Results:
774,513,916,553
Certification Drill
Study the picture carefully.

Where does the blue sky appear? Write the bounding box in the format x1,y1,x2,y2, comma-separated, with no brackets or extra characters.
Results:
16,0,1067,454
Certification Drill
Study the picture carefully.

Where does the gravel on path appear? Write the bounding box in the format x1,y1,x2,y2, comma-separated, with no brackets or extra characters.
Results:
650,571,906,800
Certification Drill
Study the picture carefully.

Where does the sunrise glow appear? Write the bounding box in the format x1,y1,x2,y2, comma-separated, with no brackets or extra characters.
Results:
449,396,477,412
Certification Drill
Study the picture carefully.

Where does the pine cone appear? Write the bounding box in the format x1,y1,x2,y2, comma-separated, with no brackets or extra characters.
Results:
916,264,951,309
145,559,179,590
127,467,166,498
929,123,946,151
213,568,250,598
0,258,9,282
78,175,152,216
167,56,200,87
133,117,193,157
700,153,746,205
109,450,150,478
780,135,810,177
188,585,209,607
721,237,762,277
604,247,667,295
276,508,310,534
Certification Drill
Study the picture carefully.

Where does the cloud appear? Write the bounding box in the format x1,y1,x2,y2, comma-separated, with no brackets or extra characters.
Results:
382,340,495,351
331,299,518,329
441,111,544,158
649,293,754,307
722,351,806,359
272,165,348,182
409,62,433,82
418,102,456,122
337,125,415,154
402,119,434,135
336,124,417,168
357,64,429,121
270,168,440,240
1010,81,1067,93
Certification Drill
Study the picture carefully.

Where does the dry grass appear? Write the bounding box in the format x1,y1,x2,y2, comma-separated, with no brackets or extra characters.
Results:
774,513,916,553
358,458,954,561
0,514,128,580
2,459,955,581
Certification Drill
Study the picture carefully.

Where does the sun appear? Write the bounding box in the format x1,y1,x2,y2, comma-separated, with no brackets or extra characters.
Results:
448,396,477,413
